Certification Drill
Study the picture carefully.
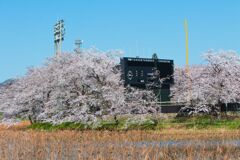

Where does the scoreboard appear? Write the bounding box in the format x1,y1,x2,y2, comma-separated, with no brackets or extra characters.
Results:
120,57,174,101
120,57,174,86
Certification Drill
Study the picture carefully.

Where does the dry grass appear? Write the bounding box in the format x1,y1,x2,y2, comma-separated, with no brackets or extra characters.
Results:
0,122,240,159
0,121,31,130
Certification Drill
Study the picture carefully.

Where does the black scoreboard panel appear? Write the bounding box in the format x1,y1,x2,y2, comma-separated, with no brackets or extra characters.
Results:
120,57,174,101
120,57,174,87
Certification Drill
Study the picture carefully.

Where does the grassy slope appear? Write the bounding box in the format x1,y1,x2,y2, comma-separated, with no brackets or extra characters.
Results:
28,115,240,131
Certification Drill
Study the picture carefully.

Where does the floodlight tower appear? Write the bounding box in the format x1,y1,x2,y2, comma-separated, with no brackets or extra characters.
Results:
54,20,65,55
74,39,83,54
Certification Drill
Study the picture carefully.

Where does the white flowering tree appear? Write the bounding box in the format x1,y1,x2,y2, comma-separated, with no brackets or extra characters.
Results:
171,50,240,115
0,49,158,124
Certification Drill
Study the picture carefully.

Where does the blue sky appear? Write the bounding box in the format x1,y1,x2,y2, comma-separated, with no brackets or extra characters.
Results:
0,0,240,82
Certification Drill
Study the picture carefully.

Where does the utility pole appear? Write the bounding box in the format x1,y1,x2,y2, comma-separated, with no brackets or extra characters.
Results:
54,20,65,55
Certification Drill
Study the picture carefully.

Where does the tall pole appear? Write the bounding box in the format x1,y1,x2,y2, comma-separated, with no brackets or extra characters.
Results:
184,19,189,68
59,20,64,55
184,19,191,104
54,20,65,55
59,21,62,55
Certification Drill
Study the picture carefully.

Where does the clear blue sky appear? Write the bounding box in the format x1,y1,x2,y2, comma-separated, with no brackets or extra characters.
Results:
0,0,240,82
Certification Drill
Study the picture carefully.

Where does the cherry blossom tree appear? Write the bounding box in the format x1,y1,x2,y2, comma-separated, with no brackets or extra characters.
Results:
171,50,240,115
0,49,158,124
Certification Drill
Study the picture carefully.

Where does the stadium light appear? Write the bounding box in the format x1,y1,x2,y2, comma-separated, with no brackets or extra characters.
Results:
54,20,65,55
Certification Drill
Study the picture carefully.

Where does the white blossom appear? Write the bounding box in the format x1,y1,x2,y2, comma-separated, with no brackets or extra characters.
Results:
171,50,240,113
0,49,158,124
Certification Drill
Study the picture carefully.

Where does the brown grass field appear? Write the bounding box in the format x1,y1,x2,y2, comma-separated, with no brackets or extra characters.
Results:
0,121,240,160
